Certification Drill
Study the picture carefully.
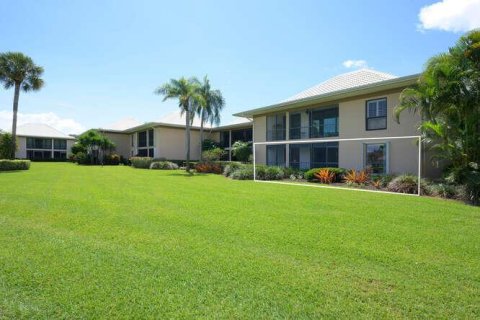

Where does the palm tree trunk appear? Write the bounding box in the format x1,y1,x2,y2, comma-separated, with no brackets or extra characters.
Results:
185,109,191,172
10,82,20,159
200,110,204,161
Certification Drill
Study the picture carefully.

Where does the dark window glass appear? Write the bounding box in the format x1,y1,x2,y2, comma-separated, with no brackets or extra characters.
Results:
311,142,338,168
310,107,338,138
220,131,229,147
365,143,386,174
289,113,302,139
266,114,286,141
231,128,252,143
366,98,387,130
138,131,147,147
266,144,286,166
137,149,148,157
148,148,154,157
53,151,66,159
148,129,154,146
54,139,67,150
27,138,52,149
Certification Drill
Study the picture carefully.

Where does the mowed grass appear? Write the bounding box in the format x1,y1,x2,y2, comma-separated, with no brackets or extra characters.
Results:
0,163,479,319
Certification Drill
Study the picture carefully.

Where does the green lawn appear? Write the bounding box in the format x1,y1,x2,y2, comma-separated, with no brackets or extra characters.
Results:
0,163,479,318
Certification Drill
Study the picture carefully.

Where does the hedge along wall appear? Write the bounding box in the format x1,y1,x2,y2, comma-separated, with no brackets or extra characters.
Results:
0,160,31,171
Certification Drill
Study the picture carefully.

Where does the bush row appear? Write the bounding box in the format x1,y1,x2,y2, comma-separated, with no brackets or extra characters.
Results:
0,159,31,171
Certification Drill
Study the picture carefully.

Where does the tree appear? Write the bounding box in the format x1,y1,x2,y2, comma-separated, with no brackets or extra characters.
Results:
76,129,115,164
0,52,44,159
395,30,480,205
232,141,252,163
196,76,225,160
155,77,203,172
0,132,16,159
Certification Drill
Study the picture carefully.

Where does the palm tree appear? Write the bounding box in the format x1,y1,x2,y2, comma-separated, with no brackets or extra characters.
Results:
155,77,203,172
196,76,225,159
394,30,480,204
0,52,44,159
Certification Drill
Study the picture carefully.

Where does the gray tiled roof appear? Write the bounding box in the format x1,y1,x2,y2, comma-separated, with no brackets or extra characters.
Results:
283,69,397,102
16,123,74,139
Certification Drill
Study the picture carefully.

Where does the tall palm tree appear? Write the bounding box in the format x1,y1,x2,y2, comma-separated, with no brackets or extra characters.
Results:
0,52,44,159
155,77,203,172
196,76,225,159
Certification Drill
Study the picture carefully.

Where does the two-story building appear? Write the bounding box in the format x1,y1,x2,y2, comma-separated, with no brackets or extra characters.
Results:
235,69,439,177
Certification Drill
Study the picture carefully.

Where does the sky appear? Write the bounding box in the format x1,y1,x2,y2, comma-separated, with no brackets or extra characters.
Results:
0,0,479,134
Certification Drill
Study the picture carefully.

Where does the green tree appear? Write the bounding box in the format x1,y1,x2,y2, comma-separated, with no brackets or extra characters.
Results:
0,132,16,159
395,30,480,205
77,129,115,164
196,76,225,160
155,77,203,172
0,52,44,159
232,141,252,163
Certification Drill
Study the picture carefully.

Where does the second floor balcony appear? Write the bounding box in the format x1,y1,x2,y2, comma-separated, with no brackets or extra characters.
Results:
289,123,338,140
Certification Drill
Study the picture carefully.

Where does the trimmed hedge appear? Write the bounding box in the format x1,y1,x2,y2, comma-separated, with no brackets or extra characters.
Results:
0,159,31,171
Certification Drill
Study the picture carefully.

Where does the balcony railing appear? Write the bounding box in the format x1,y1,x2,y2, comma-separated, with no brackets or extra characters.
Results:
289,124,338,140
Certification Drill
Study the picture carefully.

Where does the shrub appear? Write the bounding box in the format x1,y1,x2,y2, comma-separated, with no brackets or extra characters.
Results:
104,154,120,165
0,132,16,159
223,162,242,177
344,169,370,185
150,161,179,170
0,159,30,171
75,152,91,165
231,141,252,162
264,166,284,180
426,183,457,199
130,157,153,169
202,148,226,162
371,174,396,188
195,162,223,174
230,165,254,180
71,143,86,155
305,167,346,182
387,174,419,194
202,139,219,151
314,168,335,184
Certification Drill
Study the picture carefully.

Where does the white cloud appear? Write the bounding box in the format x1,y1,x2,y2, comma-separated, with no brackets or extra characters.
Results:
0,110,86,134
418,0,480,32
342,59,368,69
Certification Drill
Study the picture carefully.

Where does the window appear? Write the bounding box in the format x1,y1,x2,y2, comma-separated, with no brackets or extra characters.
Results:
220,131,229,148
267,145,286,166
131,134,134,147
311,142,338,168
27,138,52,149
27,150,52,160
137,129,154,156
148,129,154,147
266,113,286,141
54,139,66,150
366,98,387,130
138,131,147,147
289,113,302,139
365,143,387,174
231,128,252,143
309,106,338,138
53,151,67,159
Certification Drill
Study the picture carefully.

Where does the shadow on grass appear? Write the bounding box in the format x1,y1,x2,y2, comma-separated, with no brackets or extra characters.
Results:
162,171,215,178
0,170,30,174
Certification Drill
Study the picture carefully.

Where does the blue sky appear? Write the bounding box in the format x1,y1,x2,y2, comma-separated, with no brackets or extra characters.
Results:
0,0,478,133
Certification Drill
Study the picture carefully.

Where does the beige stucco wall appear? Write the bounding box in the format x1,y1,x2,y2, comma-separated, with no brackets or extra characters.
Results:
102,132,131,159
252,90,434,176
156,127,202,160
15,137,27,158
